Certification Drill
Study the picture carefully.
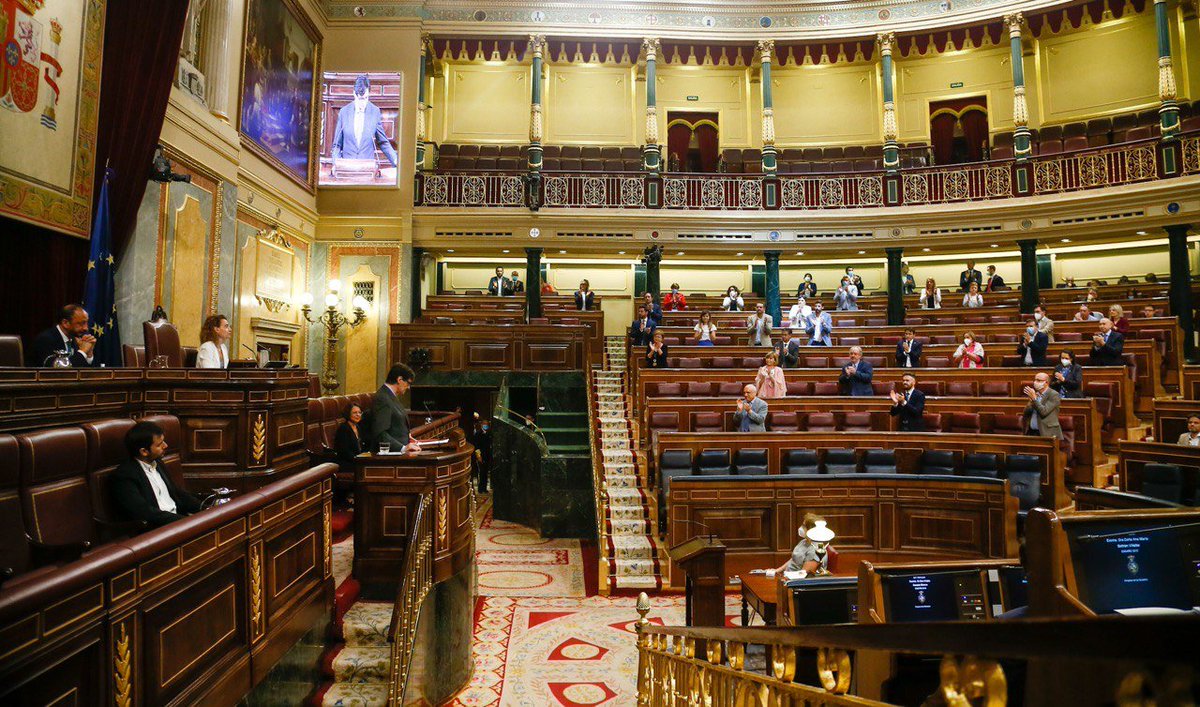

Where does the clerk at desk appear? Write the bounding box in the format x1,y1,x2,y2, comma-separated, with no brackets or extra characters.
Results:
768,513,832,576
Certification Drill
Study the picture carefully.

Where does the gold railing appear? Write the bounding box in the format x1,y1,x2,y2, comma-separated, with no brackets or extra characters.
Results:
633,593,1200,706
386,491,434,705
586,363,611,594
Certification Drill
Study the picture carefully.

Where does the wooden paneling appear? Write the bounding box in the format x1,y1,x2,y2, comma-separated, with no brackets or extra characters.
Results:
668,473,1016,589
390,323,589,372
1117,440,1200,503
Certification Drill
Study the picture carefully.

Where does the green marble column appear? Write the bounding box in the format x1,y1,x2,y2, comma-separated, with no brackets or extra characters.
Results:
1165,225,1196,362
1018,239,1040,314
885,247,904,326
758,40,777,175
877,33,900,172
416,37,429,171
1154,0,1181,139
764,251,781,327
642,38,661,173
527,35,545,170
644,246,661,297
525,247,544,320
410,247,424,321
1005,14,1033,160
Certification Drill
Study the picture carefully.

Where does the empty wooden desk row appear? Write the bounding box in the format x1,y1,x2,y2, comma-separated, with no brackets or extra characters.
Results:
627,340,1161,417
416,310,605,357
643,395,1103,486
635,366,1137,444
426,294,602,310
0,463,337,705
1150,398,1200,442
0,367,311,492
390,322,594,371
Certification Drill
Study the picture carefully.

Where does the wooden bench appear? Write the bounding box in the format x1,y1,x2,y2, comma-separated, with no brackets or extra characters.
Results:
417,309,604,364
388,322,592,371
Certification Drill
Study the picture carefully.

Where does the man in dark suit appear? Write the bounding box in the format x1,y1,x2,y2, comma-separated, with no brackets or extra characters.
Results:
509,271,525,294
330,75,399,169
1022,373,1062,439
111,421,202,528
630,305,656,346
959,260,982,292
838,346,875,396
371,363,419,452
487,267,511,296
29,304,98,367
984,265,1006,292
895,328,922,368
1089,318,1125,366
1017,318,1049,366
888,373,925,431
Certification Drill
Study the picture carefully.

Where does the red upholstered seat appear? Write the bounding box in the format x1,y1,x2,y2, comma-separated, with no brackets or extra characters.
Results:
0,433,35,579
813,382,839,396
980,381,1012,397
82,418,138,538
18,427,96,549
871,382,893,396
992,414,1025,435
711,357,735,368
842,412,872,432
926,357,951,368
946,381,978,396
655,383,682,397
916,381,943,396
922,413,942,431
785,381,812,396
686,382,714,397
692,412,724,432
947,412,981,435
122,344,146,367
804,412,837,432
650,412,679,431
768,411,799,432
804,356,828,368
718,382,744,396
739,357,762,368
678,358,702,369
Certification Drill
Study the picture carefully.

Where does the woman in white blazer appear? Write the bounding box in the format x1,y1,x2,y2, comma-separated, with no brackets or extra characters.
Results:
919,278,942,310
196,314,232,368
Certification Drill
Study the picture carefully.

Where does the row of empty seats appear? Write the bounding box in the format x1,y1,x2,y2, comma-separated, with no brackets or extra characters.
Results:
0,415,184,584
990,102,1200,159
722,144,933,174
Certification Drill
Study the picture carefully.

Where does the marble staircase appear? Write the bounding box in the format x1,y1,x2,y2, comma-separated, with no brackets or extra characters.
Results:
593,336,662,592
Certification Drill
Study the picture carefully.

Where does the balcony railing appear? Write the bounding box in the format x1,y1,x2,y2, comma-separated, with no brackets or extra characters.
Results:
416,133,1199,211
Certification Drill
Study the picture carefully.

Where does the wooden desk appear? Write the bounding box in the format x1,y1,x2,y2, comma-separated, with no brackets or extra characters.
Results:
740,573,778,626
389,322,591,372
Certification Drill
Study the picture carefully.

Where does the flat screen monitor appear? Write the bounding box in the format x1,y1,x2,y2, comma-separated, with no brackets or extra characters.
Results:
786,577,858,625
880,570,987,623
988,566,1029,614
1066,519,1200,614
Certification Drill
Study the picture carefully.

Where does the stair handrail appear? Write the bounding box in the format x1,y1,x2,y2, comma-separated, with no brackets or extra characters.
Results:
586,364,610,593
498,406,549,448
632,592,1200,706
386,490,434,706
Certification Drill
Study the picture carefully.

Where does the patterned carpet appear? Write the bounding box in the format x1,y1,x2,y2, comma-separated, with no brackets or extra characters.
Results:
476,497,585,598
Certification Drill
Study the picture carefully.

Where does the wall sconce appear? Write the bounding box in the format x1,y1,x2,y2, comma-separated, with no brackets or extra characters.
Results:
299,278,367,394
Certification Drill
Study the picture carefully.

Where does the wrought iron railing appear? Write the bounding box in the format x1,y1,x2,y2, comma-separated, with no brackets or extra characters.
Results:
417,134,1198,211
386,491,433,705
632,593,1200,706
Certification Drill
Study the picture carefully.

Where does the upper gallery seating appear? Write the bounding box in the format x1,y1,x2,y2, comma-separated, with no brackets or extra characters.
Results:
431,102,1200,174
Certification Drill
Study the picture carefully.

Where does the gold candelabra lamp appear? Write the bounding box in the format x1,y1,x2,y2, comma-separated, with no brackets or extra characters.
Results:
298,279,367,394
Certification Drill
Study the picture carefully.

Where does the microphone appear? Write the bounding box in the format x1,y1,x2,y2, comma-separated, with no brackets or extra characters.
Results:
241,343,258,358
422,400,433,424
681,518,719,544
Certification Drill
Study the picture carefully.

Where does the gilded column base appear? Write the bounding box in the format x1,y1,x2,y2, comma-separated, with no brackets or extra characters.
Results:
1159,101,1181,140
642,144,661,173
1013,127,1033,161
883,141,900,172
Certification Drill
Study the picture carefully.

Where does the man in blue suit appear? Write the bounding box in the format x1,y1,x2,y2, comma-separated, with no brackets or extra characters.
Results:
331,75,399,171
1017,318,1050,366
838,346,875,396
804,301,832,346
630,305,656,346
888,373,926,431
1089,318,1125,366
895,328,922,367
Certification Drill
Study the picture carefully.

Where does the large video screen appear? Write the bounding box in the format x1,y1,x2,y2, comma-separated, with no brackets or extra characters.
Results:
318,72,401,186
1067,520,1200,613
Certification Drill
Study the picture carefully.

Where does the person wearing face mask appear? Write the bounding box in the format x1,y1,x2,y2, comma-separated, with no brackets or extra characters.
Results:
804,301,832,346
1022,372,1062,439
1050,350,1083,398
1016,318,1049,366
888,373,926,431
1089,317,1125,366
797,273,818,298
834,277,858,311
1073,304,1100,322
722,286,745,312
1033,305,1055,342
509,270,525,294
662,283,688,311
844,267,864,294
330,75,399,176
895,328,923,367
1085,287,1099,303
952,332,985,369
787,295,812,328
768,513,831,576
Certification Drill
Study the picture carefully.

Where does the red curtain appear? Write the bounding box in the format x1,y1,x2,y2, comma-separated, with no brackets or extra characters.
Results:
928,97,990,164
0,221,90,347
929,113,958,165
694,123,720,173
960,110,990,162
666,123,692,171
93,0,190,257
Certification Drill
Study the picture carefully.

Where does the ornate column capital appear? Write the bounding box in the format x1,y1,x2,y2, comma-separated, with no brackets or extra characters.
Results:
757,39,775,64
1004,12,1025,38
642,37,660,62
527,34,546,59
876,32,895,56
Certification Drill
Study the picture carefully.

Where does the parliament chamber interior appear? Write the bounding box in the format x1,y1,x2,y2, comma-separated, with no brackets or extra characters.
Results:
3,0,1200,705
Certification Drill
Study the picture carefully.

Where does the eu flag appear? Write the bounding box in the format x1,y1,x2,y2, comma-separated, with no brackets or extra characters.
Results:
83,168,122,367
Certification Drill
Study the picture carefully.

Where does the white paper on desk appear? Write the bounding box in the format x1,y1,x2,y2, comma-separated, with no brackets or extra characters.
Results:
1113,606,1198,617
412,438,449,446
783,570,806,581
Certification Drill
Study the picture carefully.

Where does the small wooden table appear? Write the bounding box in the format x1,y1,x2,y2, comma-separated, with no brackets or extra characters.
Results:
740,574,778,626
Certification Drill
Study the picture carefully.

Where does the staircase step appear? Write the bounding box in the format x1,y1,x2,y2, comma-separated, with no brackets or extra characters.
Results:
340,602,392,647
610,518,648,535
612,574,662,591
330,645,391,683
317,681,389,707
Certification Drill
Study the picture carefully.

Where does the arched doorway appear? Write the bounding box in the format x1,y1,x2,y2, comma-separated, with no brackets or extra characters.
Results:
928,97,989,164
666,111,719,173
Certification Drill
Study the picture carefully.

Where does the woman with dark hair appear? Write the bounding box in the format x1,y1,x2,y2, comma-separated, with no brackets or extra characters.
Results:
796,273,817,298
196,314,231,368
1051,350,1084,398
334,403,365,468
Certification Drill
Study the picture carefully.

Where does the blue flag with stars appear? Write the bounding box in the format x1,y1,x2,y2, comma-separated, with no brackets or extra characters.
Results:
83,168,122,367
